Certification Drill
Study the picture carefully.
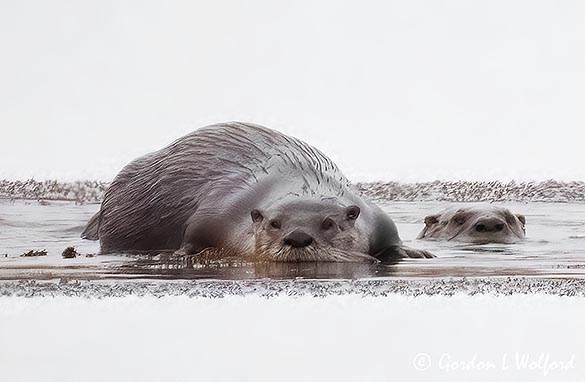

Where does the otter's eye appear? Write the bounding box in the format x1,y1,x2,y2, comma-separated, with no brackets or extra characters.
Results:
251,209,264,223
269,220,281,229
321,217,335,230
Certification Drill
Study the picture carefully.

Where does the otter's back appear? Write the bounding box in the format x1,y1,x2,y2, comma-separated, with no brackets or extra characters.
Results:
97,122,352,252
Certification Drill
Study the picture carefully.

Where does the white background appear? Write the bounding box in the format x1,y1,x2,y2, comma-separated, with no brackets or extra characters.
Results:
1,294,583,382
1,0,584,181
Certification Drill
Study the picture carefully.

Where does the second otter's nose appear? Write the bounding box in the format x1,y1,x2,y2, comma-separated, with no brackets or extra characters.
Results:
474,218,505,233
284,230,314,248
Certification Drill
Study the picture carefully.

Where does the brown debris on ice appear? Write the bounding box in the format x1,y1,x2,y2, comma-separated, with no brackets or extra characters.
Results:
356,180,585,203
2,179,585,204
61,247,79,259
2,277,585,298
0,179,107,204
20,249,48,257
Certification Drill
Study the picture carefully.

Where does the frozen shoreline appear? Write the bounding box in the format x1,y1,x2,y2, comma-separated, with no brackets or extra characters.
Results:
2,179,585,203
2,277,585,298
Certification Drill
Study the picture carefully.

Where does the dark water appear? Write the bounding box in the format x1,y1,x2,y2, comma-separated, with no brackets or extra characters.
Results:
1,200,584,280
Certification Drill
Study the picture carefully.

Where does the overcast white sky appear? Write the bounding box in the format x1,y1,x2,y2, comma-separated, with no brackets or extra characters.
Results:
1,0,584,182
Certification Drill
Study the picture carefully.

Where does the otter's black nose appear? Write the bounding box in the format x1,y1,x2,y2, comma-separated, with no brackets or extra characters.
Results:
474,218,505,233
284,230,314,248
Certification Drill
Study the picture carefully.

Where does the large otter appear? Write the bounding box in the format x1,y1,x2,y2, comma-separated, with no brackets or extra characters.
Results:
82,122,433,262
417,205,526,244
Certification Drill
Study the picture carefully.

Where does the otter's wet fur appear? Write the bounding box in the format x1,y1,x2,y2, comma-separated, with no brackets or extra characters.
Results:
82,122,432,262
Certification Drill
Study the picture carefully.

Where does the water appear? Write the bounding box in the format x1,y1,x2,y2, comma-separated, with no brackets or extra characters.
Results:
1,200,584,280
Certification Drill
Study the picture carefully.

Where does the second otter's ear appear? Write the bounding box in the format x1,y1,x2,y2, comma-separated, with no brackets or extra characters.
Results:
345,205,361,220
516,214,526,225
424,214,440,227
251,209,264,223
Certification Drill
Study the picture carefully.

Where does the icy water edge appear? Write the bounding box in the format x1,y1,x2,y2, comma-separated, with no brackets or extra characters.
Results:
1,200,584,280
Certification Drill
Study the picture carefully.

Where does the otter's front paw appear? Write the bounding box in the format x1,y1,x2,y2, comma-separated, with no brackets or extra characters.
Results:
375,245,435,263
398,246,435,259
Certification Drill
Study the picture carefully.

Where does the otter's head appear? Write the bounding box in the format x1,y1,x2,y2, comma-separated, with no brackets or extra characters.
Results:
419,206,526,244
249,200,373,262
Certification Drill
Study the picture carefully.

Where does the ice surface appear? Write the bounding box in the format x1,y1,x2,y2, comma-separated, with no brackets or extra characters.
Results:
1,293,583,381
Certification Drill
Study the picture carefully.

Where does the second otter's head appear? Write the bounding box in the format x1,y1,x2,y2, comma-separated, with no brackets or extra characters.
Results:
418,206,526,244
249,199,372,262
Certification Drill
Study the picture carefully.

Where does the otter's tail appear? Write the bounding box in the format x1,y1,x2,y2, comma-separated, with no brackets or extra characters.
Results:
81,211,100,240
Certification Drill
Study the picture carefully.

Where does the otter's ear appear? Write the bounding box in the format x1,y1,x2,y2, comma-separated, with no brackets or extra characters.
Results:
345,205,361,220
516,214,526,225
251,209,264,223
424,214,439,227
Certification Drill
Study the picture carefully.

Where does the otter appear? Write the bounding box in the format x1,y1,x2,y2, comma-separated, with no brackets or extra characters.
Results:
82,122,433,262
417,205,526,244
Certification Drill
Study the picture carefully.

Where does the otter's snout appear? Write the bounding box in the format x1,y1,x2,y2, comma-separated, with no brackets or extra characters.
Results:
284,230,314,248
474,217,505,233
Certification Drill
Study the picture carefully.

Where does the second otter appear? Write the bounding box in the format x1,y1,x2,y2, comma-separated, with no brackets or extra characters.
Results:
418,205,526,244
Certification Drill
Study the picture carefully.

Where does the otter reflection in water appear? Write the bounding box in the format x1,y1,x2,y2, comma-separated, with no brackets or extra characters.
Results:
117,253,397,279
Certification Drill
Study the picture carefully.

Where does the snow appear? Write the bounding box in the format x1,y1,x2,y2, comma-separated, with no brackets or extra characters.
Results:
1,293,584,381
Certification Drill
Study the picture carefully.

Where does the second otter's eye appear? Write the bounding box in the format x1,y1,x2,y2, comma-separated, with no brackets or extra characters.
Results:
321,217,335,230
269,219,281,229
453,214,467,225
